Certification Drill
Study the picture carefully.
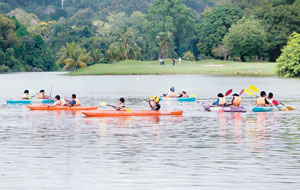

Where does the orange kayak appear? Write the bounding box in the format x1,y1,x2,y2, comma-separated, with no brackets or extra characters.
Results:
82,110,183,117
27,105,98,111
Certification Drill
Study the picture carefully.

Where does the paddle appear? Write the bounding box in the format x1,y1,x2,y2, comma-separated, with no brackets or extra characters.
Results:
245,88,254,96
49,85,53,98
99,101,132,112
250,85,294,111
280,102,295,111
149,96,156,100
239,89,245,96
249,85,260,93
225,89,233,97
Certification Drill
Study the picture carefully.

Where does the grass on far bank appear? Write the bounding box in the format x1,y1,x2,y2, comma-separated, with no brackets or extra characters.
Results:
67,59,278,76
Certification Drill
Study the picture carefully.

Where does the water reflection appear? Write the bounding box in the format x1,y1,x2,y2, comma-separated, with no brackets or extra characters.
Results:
1,73,300,189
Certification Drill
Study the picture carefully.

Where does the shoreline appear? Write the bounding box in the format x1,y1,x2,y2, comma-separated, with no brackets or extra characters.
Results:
67,59,278,77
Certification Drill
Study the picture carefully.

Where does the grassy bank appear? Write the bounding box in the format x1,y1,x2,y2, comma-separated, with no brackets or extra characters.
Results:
68,59,278,76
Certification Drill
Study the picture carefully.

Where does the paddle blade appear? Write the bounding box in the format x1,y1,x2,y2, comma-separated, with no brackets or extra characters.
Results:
190,94,197,98
245,89,254,96
225,89,233,96
286,106,295,111
250,85,260,93
99,102,107,107
239,89,244,96
124,108,132,113
149,96,156,100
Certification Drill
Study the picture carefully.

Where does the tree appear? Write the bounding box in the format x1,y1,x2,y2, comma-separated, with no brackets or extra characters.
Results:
89,49,104,64
249,0,300,61
196,5,243,57
56,43,89,70
277,32,300,77
223,18,268,62
107,28,142,61
0,14,20,50
145,0,196,59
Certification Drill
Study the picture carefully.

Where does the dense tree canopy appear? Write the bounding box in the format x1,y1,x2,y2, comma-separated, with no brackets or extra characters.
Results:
0,0,299,77
223,18,268,62
196,5,243,57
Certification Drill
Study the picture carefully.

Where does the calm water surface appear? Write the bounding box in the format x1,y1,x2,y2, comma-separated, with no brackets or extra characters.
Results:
1,72,300,190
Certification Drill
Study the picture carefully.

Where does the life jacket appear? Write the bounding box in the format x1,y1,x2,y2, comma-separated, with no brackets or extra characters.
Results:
257,97,266,107
22,94,31,99
74,98,81,106
55,100,62,106
38,93,44,99
232,97,241,107
168,92,177,97
182,94,189,97
120,103,127,108
218,97,226,106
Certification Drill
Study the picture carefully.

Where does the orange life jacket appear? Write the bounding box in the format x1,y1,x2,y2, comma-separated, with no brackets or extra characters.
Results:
75,98,81,106
182,94,189,97
55,100,62,106
232,97,241,107
38,93,44,99
218,97,226,106
257,97,266,107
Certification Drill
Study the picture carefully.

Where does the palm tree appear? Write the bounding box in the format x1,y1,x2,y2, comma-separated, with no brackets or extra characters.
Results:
89,49,104,64
107,28,142,61
56,43,89,71
156,32,174,59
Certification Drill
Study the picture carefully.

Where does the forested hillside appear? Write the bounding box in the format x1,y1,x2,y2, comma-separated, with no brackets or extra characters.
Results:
0,0,300,74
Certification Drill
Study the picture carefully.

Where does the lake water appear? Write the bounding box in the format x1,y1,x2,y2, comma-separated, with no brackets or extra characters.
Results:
1,72,300,190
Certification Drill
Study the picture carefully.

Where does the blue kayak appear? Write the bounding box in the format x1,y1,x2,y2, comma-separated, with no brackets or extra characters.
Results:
6,99,55,105
252,106,285,112
160,97,196,102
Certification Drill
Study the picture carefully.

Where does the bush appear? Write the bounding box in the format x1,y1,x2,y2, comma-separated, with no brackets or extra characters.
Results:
277,32,300,77
0,64,9,73
183,51,195,61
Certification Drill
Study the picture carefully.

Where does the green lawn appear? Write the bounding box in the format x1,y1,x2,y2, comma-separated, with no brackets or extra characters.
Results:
68,59,278,76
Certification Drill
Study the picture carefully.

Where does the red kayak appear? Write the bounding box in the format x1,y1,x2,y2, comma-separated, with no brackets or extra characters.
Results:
82,110,183,117
27,105,98,111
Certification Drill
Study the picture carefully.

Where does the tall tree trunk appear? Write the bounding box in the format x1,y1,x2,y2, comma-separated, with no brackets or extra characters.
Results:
158,45,163,59
241,56,246,62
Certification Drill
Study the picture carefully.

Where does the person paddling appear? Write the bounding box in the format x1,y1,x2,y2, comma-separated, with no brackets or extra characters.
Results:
164,87,177,97
267,92,279,106
179,89,189,97
65,94,81,107
228,93,242,107
256,91,271,107
38,89,49,99
49,95,62,107
108,97,127,111
149,96,161,111
212,93,226,107
22,90,31,100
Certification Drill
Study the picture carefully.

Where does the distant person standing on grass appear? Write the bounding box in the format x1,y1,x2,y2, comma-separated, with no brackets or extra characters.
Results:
172,58,175,66
179,57,182,65
159,58,163,65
